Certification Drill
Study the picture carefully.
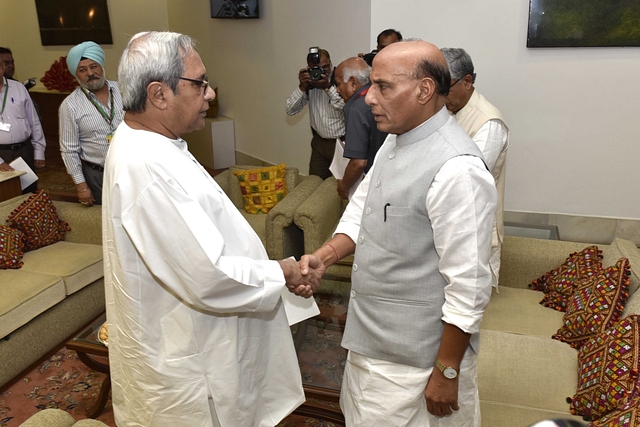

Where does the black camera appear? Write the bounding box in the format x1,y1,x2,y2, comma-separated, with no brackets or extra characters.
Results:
363,49,378,67
307,46,326,81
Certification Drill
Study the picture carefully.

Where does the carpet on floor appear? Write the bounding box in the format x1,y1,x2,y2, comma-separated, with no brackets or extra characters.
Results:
0,306,346,427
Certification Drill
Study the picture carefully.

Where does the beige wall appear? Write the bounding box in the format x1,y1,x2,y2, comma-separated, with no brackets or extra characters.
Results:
372,0,640,221
167,0,370,174
0,0,169,88
2,0,638,224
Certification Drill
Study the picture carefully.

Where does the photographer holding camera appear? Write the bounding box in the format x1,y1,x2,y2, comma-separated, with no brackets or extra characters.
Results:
286,47,345,179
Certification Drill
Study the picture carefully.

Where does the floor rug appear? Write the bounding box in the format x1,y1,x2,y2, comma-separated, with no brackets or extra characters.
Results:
1,307,345,427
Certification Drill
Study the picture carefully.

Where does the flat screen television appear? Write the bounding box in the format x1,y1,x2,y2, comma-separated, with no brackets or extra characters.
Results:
527,0,640,47
35,0,113,46
211,0,259,19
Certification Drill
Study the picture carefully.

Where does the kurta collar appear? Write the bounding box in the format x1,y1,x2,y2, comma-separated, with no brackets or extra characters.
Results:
454,88,479,124
395,106,450,147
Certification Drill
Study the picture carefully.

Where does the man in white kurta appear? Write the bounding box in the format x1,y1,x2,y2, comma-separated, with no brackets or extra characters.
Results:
103,31,318,427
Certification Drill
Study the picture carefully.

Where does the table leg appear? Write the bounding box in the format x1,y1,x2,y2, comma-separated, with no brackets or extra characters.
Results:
86,374,111,419
75,351,111,418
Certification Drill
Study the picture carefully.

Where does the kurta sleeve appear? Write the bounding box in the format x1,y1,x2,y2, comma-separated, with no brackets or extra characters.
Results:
118,177,286,314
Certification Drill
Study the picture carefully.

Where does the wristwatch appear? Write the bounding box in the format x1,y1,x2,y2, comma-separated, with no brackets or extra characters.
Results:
435,358,459,379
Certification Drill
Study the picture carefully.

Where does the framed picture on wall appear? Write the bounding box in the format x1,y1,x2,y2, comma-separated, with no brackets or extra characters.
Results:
211,0,259,19
528,0,640,47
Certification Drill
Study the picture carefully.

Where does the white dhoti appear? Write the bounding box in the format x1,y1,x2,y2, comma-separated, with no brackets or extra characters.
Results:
340,348,480,427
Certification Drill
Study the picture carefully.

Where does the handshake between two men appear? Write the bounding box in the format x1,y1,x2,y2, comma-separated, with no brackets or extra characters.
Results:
279,234,355,299
277,254,326,299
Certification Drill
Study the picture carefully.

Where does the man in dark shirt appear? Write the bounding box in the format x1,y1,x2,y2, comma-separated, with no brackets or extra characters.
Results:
333,57,388,199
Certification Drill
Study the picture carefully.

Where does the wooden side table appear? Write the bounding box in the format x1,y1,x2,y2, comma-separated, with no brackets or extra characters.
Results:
0,170,26,202
65,313,111,419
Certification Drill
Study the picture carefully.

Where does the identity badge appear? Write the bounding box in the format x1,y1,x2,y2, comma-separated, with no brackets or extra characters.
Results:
0,122,11,132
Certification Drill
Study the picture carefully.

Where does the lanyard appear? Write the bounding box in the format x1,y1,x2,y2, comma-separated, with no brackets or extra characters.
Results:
0,79,8,118
83,86,115,127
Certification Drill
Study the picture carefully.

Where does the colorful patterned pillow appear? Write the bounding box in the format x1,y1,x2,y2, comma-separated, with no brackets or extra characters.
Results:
7,189,71,251
530,245,603,311
589,389,640,426
232,164,288,214
569,315,640,421
0,225,25,269
553,258,631,349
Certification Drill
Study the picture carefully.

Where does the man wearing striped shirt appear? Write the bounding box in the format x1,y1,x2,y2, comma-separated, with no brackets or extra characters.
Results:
286,48,345,179
59,41,124,206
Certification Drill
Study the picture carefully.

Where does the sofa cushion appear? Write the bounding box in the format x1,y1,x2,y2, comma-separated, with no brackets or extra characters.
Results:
8,190,70,251
232,164,288,214
478,329,578,413
20,241,104,295
0,269,66,338
589,389,640,427
530,245,602,311
569,315,640,421
553,258,631,349
481,286,566,338
0,225,25,269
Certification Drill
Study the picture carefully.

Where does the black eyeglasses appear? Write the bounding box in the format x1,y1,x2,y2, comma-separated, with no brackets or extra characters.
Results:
450,78,462,88
179,76,209,94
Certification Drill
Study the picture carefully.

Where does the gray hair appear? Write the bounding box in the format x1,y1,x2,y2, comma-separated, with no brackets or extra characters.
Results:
341,64,370,85
440,47,476,83
118,31,195,113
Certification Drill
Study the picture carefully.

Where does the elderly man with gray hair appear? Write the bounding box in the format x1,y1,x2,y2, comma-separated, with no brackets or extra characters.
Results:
334,57,388,199
103,31,322,427
59,41,124,206
441,47,509,292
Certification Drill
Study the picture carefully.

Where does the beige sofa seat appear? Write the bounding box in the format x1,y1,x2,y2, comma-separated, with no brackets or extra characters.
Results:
0,270,65,338
0,194,105,389
214,165,323,260
479,235,640,426
479,330,579,426
20,241,103,295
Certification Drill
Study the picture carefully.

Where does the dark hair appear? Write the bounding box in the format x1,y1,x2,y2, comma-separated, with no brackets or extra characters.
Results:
376,29,403,45
415,58,451,96
0,47,13,55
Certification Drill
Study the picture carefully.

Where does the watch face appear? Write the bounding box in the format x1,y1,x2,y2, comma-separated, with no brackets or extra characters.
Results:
443,367,457,379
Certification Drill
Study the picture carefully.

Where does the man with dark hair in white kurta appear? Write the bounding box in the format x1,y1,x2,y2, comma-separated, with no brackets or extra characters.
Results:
103,31,322,427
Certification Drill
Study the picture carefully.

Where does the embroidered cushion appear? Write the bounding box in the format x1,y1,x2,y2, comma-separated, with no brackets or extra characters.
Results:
0,225,25,269
569,315,640,421
232,164,288,214
552,258,631,349
7,190,71,251
530,245,603,311
590,390,640,426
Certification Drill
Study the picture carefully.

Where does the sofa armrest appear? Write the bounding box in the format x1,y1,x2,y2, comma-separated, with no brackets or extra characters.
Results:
53,201,102,245
294,177,345,254
265,174,323,260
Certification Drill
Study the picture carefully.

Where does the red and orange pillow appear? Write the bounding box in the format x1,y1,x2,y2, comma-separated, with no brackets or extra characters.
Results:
8,190,70,251
530,245,603,311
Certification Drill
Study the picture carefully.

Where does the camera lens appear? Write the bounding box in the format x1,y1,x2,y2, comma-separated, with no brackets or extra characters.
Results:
310,67,323,81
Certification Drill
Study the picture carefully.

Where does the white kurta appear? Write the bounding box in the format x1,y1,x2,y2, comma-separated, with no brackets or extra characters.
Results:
102,122,304,427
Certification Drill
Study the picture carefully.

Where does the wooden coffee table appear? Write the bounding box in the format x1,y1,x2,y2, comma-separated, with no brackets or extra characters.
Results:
65,313,110,419
65,289,351,424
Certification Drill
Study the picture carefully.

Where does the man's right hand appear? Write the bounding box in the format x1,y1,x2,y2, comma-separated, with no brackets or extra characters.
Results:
0,162,14,171
278,258,321,298
298,67,311,91
77,184,95,207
